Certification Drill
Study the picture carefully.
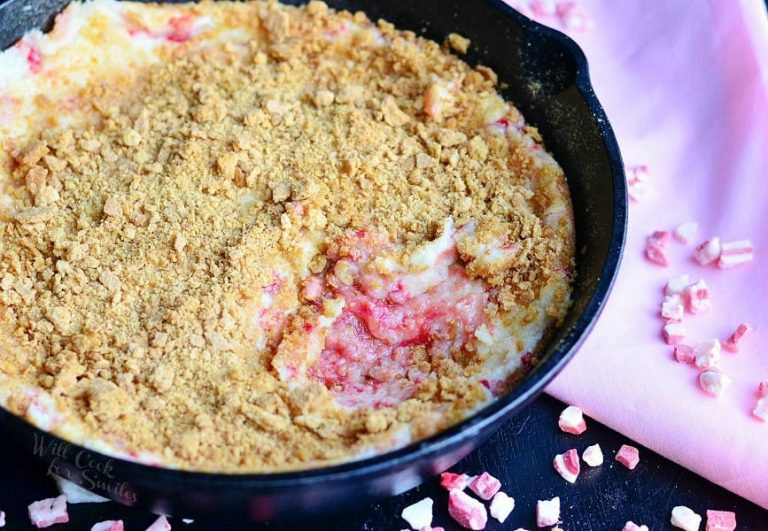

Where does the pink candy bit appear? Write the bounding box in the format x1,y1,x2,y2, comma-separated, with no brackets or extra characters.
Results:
723,323,751,352
693,238,722,266
558,405,586,435
673,344,696,365
582,444,604,467
555,2,593,32
685,279,711,314
662,321,686,345
28,495,69,528
671,506,702,531
695,339,721,370
648,230,671,247
753,397,768,422
448,489,488,530
661,295,684,321
665,274,691,296
718,239,754,268
759,380,768,397
536,497,560,528
615,445,640,470
91,521,124,531
440,472,473,491
699,369,732,397
552,449,580,483
469,472,501,501
146,516,171,531
623,522,649,531
400,497,433,530
673,222,699,244
489,492,515,524
705,510,737,531
626,165,650,202
644,241,668,267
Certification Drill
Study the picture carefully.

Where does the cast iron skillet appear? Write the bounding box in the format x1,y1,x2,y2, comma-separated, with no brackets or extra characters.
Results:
0,0,626,520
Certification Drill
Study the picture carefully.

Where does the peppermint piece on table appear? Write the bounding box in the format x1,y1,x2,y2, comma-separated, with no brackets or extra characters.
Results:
723,323,751,352
552,449,580,483
674,222,698,244
673,344,696,365
91,521,124,531
718,240,753,268
28,495,69,528
699,369,732,397
0,510,5,527
536,497,560,528
665,274,691,296
663,321,687,345
759,380,768,397
705,510,737,531
693,238,721,265
615,444,640,470
753,397,768,422
623,522,649,531
53,475,109,504
671,505,702,531
645,241,669,266
582,444,604,467
695,339,721,370
439,472,473,491
685,279,712,314
468,472,501,500
400,497,433,530
489,491,515,523
558,405,587,435
146,515,171,531
661,294,685,320
448,489,487,530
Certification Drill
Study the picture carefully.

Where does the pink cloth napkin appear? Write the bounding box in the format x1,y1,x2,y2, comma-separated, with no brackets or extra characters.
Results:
508,0,768,510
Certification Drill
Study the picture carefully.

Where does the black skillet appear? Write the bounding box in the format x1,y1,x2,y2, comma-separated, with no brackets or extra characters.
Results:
0,0,626,520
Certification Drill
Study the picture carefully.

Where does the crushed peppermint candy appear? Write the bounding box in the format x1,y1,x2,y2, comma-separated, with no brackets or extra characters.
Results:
536,497,560,527
0,511,5,527
469,472,501,501
581,444,604,467
673,344,696,365
705,510,737,531
699,369,732,397
440,472,474,491
91,521,124,531
673,222,698,244
146,515,171,531
448,489,487,530
759,380,768,397
685,279,711,314
54,476,109,504
615,445,640,470
558,405,587,435
722,323,751,352
645,240,668,266
663,321,686,345
666,274,691,296
661,295,685,321
552,449,580,484
648,230,671,247
718,240,753,268
554,1,592,32
401,497,433,530
694,339,721,370
28,495,69,529
626,164,650,202
753,396,768,422
489,492,515,523
693,238,722,266
623,522,649,531
671,505,702,531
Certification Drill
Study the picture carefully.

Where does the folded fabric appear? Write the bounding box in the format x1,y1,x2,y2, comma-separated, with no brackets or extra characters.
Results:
507,0,768,510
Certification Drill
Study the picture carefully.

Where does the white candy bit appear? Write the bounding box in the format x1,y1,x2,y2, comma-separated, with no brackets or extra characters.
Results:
753,397,768,422
401,497,433,530
665,274,691,296
558,405,586,435
181,520,194,525
28,495,69,528
448,489,487,530
723,323,751,352
489,492,515,523
693,238,721,266
626,165,650,202
553,449,580,483
469,471,502,500
685,279,711,314
663,321,686,345
582,444,604,467
718,239,753,268
623,522,650,531
145,516,171,531
54,475,109,504
695,339,721,370
615,444,640,470
0,511,5,527
536,497,560,528
674,344,696,365
671,505,702,531
661,295,684,321
699,370,732,397
91,521,124,531
674,222,699,244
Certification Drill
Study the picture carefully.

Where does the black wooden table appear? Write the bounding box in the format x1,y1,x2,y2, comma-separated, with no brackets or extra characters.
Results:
0,395,765,530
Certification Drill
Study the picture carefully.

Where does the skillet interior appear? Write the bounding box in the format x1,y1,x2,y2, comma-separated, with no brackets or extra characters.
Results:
0,0,625,519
